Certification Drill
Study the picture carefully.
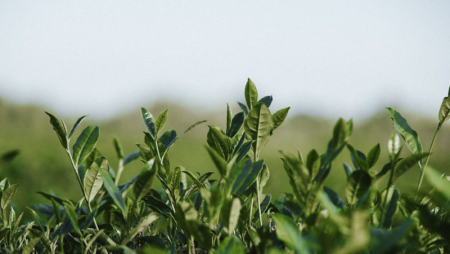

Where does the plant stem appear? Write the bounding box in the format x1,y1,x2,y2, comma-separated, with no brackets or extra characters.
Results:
115,159,124,185
415,123,441,201
256,178,263,227
65,149,99,230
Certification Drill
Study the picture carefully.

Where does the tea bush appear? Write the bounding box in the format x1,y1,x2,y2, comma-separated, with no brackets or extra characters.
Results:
1,79,450,253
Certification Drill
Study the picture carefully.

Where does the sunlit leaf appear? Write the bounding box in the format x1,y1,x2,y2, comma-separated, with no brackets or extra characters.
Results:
72,125,100,166
245,78,258,110
84,157,106,202
68,115,88,139
155,109,168,135
386,108,423,155
272,107,290,130
244,103,274,157
45,112,68,149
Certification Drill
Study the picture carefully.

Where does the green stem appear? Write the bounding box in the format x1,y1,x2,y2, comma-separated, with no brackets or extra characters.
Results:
115,159,124,185
66,149,100,230
415,123,441,201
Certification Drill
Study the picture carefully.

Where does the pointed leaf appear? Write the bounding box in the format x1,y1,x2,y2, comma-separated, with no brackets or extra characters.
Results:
245,78,258,110
134,166,157,202
346,170,372,205
72,125,100,166
226,103,232,134
227,159,264,196
208,126,231,159
438,95,450,123
181,120,207,135
367,143,381,168
68,115,88,139
123,150,140,166
206,146,227,177
272,107,290,130
141,108,156,138
155,109,168,135
215,236,245,254
386,108,423,155
1,184,18,210
227,112,245,137
63,199,81,235
237,101,248,115
99,168,127,217
272,213,308,253
244,103,274,157
392,152,429,183
159,129,177,150
84,157,106,202
45,112,68,149
382,187,400,228
332,118,348,149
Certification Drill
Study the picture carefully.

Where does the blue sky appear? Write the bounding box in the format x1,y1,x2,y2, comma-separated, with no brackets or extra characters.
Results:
1,1,449,119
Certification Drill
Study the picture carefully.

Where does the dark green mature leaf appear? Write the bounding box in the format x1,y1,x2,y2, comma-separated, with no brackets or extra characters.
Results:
145,195,173,217
370,220,414,254
332,118,348,149
382,187,400,228
215,236,245,254
258,95,273,108
72,125,99,166
1,184,18,210
324,186,345,209
84,157,106,202
63,199,81,235
121,213,158,245
245,78,258,110
155,109,168,135
367,143,381,168
237,102,248,115
272,107,290,130
306,149,320,176
159,129,177,150
227,112,245,138
99,168,127,217
134,166,156,202
45,112,68,149
346,170,372,205
244,103,274,157
438,95,450,123
392,152,429,183
227,159,264,196
68,115,87,139
272,213,308,253
123,150,140,166
112,136,124,159
386,108,423,155
141,108,156,138
347,144,368,171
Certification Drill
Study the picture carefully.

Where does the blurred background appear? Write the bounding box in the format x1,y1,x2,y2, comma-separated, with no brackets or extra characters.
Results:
1,1,450,212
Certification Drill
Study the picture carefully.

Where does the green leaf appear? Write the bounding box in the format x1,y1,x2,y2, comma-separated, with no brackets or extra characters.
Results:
22,237,41,254
141,108,156,138
370,220,413,254
221,197,241,234
425,166,450,204
272,213,308,254
181,120,207,135
63,199,81,235
68,115,87,139
45,112,68,149
226,103,232,134
237,102,248,115
121,213,158,245
123,150,140,166
207,126,231,160
227,112,245,138
244,103,274,157
386,107,423,155
272,107,290,130
206,146,227,177
245,78,258,110
99,168,127,217
158,129,177,150
346,170,372,206
258,95,273,108
381,187,400,228
306,149,320,176
72,125,100,166
0,150,19,166
155,109,168,135
134,166,156,202
392,152,429,183
438,95,450,123
84,157,106,202
112,136,124,159
215,236,245,254
366,143,381,168
227,159,264,196
1,184,18,210
332,118,348,149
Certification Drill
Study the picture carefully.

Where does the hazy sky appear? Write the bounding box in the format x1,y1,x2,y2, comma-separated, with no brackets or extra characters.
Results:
1,1,450,120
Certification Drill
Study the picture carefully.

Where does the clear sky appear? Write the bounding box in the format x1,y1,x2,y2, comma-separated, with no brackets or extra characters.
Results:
1,1,449,120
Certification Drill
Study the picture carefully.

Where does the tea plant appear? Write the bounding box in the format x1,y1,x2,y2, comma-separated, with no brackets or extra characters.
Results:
1,79,450,253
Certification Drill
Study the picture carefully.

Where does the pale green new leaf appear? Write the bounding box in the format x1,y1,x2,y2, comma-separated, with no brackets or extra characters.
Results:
386,108,423,155
155,109,168,135
221,197,241,234
72,125,100,166
1,184,19,210
245,78,258,110
438,95,450,123
244,103,274,157
272,213,308,253
84,157,106,202
272,107,290,130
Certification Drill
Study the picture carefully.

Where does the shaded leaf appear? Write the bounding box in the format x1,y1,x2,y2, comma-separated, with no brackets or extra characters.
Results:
123,150,140,166
99,168,127,217
438,95,450,123
159,129,177,150
45,112,68,149
68,115,87,139
215,236,245,254
386,107,423,155
1,184,18,210
227,112,245,138
237,101,248,115
392,152,429,183
258,95,273,108
367,143,381,168
134,166,157,202
346,170,372,205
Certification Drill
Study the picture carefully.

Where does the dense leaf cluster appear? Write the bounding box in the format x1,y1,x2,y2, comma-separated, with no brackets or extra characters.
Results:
1,80,450,253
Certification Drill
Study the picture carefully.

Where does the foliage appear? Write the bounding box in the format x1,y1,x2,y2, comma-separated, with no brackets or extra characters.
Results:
1,79,450,253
